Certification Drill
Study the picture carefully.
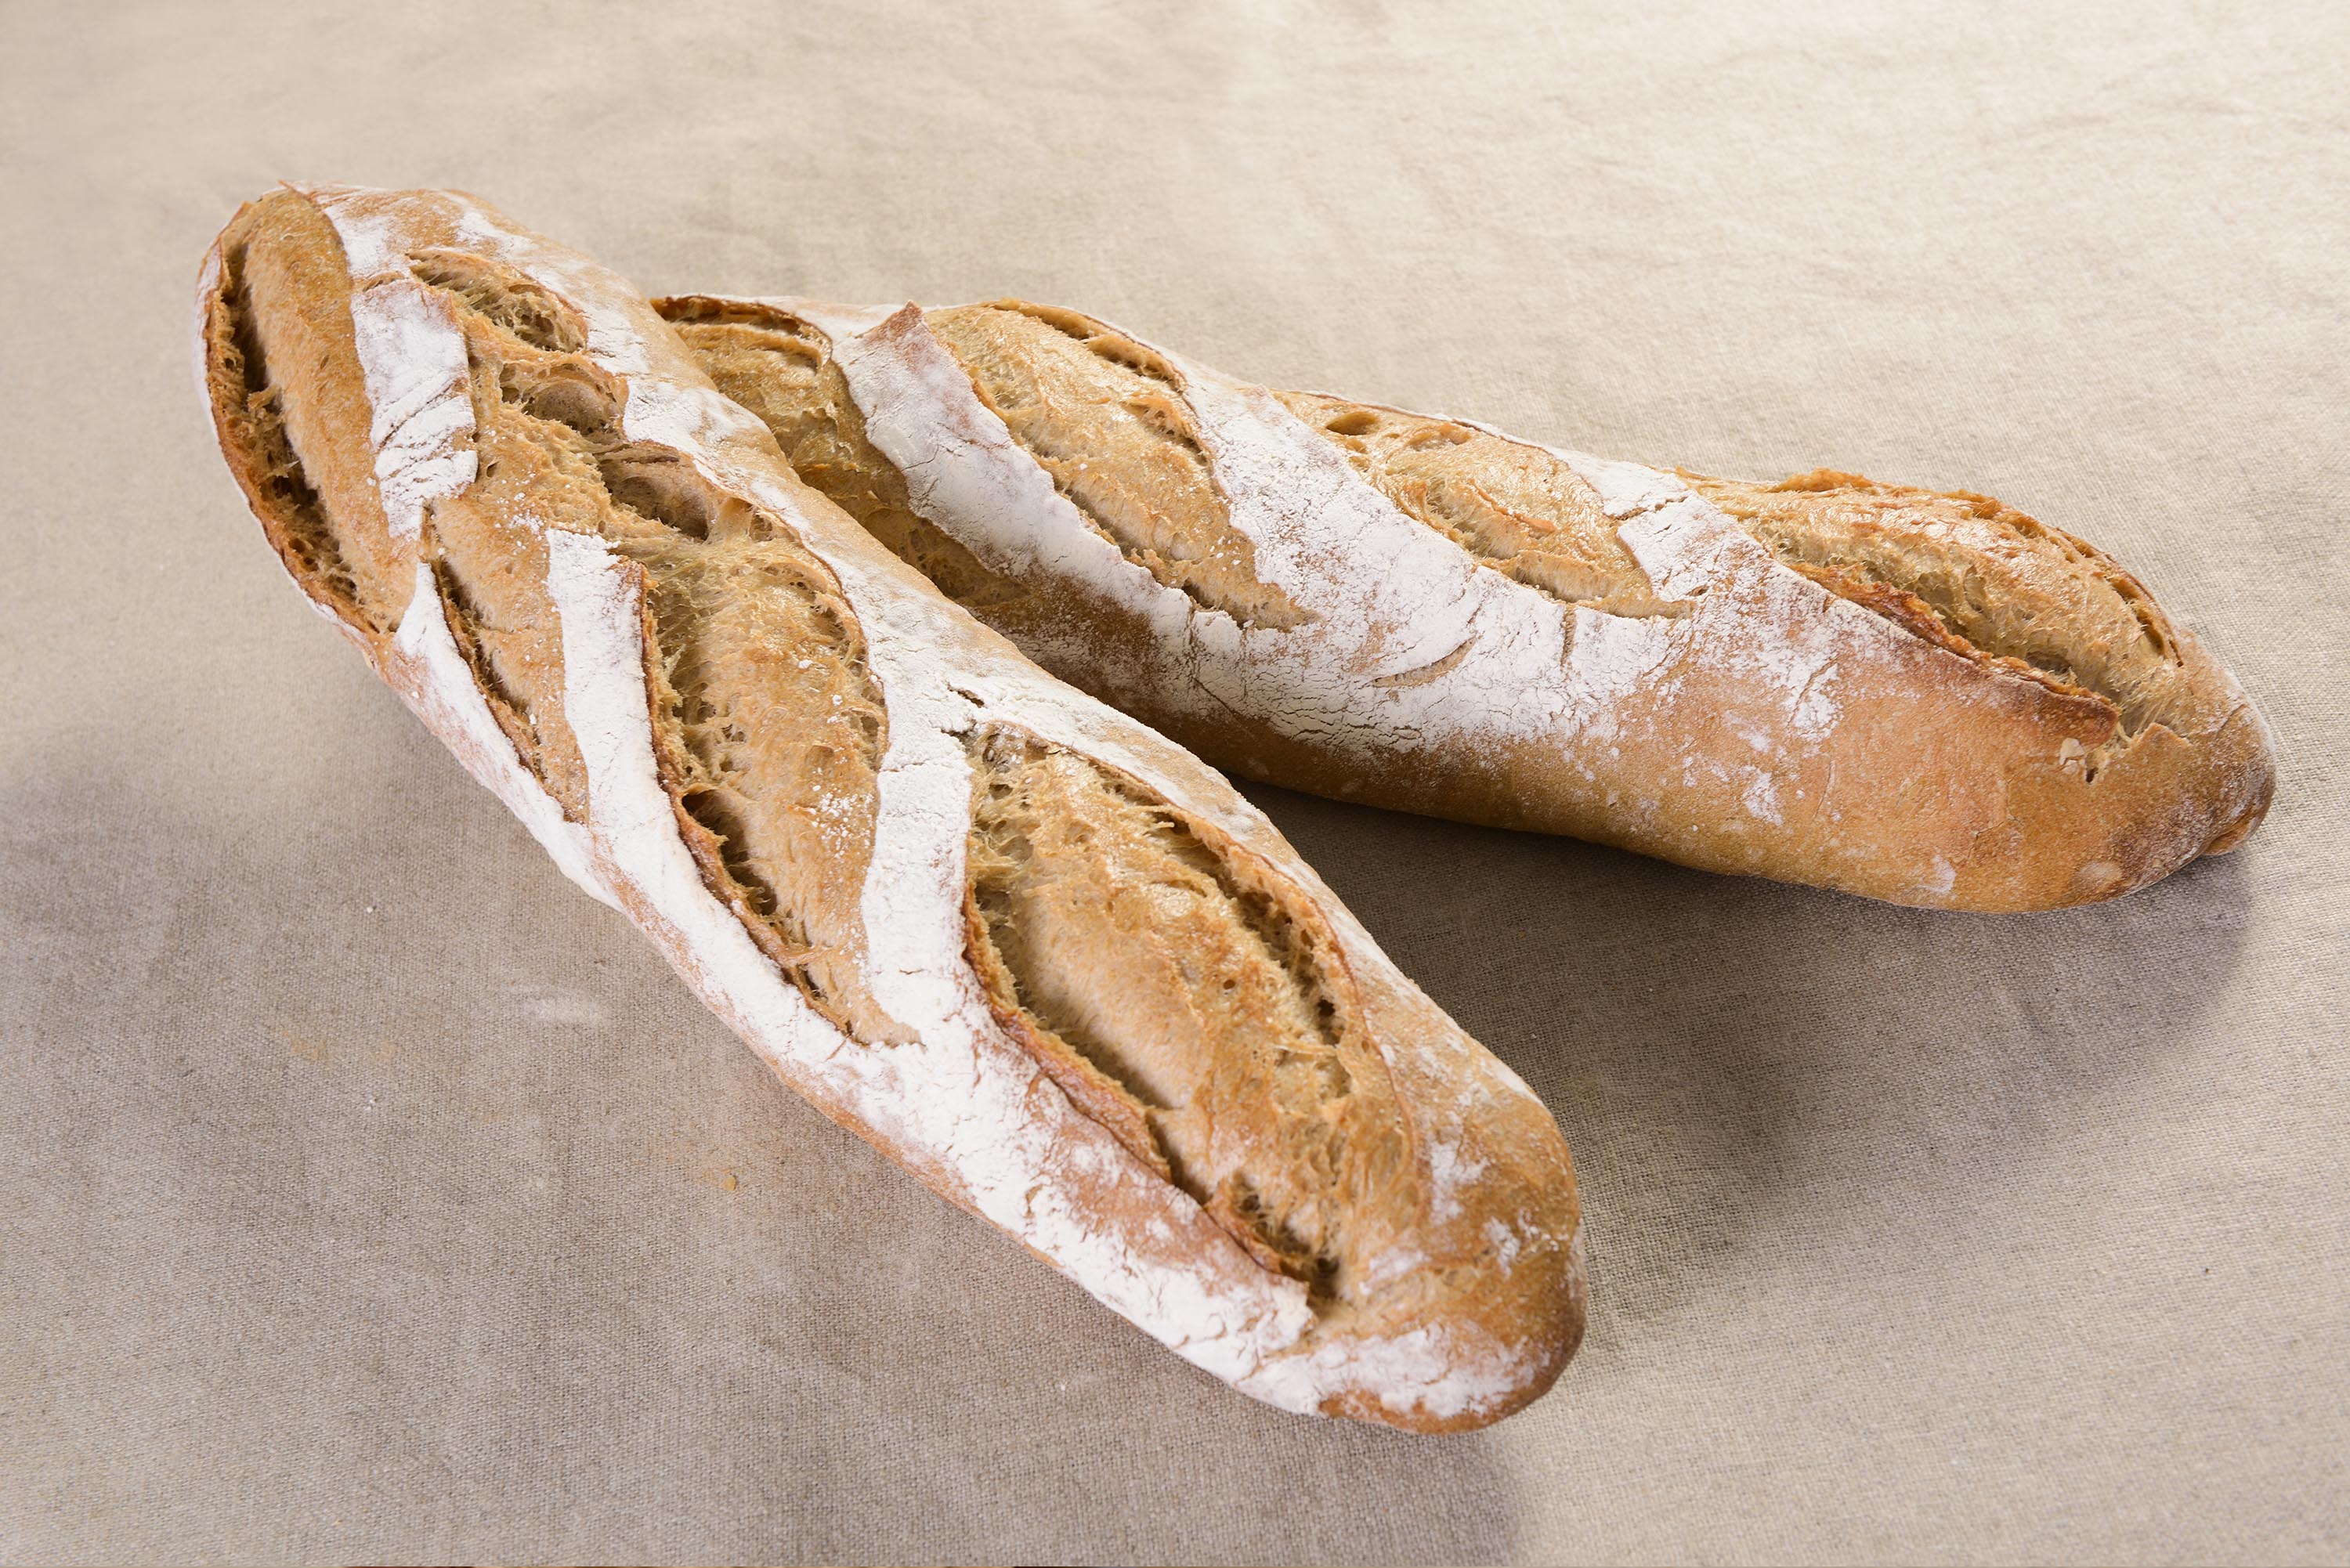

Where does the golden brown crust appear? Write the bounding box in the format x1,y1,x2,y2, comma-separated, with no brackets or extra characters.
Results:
202,190,1583,1432
663,297,1031,612
1679,466,2275,903
1274,388,1674,617
1689,469,2179,731
963,727,1411,1301
202,192,408,638
923,302,1312,630
657,295,2273,912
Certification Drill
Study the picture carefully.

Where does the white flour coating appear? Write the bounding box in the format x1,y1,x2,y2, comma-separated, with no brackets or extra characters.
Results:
792,300,1209,695
792,297,1582,757
1177,367,1576,747
1556,450,1853,745
1483,1219,1524,1275
345,281,476,542
772,302,1962,845
1243,1319,1542,1426
618,375,776,454
1425,1140,1491,1224
389,562,616,911
298,185,410,278
782,299,900,340
302,188,482,545
271,188,1569,1425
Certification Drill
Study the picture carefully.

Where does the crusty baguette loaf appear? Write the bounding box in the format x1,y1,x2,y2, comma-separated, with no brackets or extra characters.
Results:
196,186,1584,1432
657,294,2276,912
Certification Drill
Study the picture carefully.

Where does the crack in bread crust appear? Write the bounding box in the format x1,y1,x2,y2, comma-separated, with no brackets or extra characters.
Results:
926,302,1314,630
1274,390,1682,619
402,255,900,1042
212,273,364,622
203,197,411,635
962,725,1408,1302
1687,470,2175,736
662,298,1031,612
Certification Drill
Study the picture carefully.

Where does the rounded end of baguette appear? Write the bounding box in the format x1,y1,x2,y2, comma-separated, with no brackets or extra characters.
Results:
1227,1002,1589,1433
2190,692,2278,859
2199,784,2271,858
1337,1218,1589,1434
1952,630,2278,912
1243,1207,1588,1433
1439,464,2273,914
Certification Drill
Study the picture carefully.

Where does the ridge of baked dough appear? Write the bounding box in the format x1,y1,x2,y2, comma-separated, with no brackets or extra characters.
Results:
1271,389,1678,620
921,302,1313,631
661,297,1029,612
965,725,1408,1302
1685,470,2180,739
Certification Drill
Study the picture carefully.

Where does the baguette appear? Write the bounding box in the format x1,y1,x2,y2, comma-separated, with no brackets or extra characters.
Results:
657,294,2276,912
195,186,1583,1432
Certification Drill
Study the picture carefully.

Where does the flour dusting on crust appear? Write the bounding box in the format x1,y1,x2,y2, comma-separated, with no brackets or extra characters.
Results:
346,280,475,542
273,190,1573,1426
779,299,2232,909
785,302,1898,786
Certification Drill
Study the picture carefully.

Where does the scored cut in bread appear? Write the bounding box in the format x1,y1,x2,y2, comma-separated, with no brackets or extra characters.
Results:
656,294,2276,913
194,186,1585,1433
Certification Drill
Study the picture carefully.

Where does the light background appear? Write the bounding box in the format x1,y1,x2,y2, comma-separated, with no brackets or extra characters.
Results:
4,2,2345,1563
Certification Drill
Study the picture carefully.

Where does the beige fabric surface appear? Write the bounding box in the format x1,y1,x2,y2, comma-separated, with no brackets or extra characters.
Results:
5,2,2345,1563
